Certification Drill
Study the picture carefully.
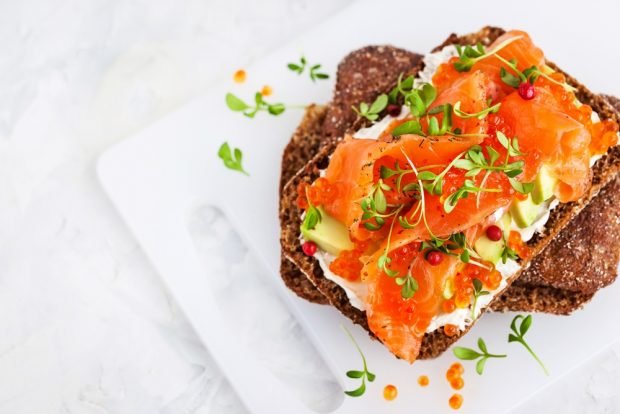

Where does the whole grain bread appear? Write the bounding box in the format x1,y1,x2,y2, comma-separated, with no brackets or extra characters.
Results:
279,28,620,359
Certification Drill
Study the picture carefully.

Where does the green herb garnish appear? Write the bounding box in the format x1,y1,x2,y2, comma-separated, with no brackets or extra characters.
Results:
508,315,549,375
471,278,490,319
300,189,322,232
288,56,329,82
453,100,501,120
342,325,376,397
225,92,286,118
353,94,388,122
500,235,518,263
453,338,507,375
454,35,523,72
217,142,248,175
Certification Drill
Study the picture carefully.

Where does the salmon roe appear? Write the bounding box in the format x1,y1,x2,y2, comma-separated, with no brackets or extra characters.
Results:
233,69,246,83
383,384,398,401
417,375,430,387
296,178,340,210
443,324,459,337
449,362,464,376
442,299,456,313
450,377,464,390
449,393,464,410
260,85,273,96
508,230,530,259
329,242,368,282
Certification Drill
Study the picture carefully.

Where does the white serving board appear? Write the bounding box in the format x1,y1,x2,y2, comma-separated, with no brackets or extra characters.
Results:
97,1,620,413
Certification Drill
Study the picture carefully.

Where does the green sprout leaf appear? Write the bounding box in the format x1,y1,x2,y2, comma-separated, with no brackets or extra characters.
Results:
225,91,288,118
508,315,549,375
217,142,249,175
453,337,506,375
342,326,376,397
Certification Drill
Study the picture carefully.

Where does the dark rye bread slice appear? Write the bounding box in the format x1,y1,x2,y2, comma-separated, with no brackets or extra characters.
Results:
279,47,423,304
490,95,620,313
492,175,620,314
280,28,620,359
279,54,620,309
280,106,620,312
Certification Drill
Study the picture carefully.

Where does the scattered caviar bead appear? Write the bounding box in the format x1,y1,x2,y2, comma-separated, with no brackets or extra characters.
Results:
260,85,273,96
301,241,317,256
485,225,502,241
426,250,443,266
387,104,401,117
518,82,536,100
442,299,456,313
233,69,246,83
383,384,398,401
446,367,459,382
444,324,459,337
449,362,464,376
449,393,464,410
486,270,503,290
450,377,464,390
454,294,470,309
418,375,430,387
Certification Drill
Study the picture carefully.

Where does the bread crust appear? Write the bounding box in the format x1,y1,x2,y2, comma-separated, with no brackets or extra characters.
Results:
279,28,620,359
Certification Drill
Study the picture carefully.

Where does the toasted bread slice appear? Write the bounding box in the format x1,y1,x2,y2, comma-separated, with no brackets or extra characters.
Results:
279,28,620,359
279,46,422,305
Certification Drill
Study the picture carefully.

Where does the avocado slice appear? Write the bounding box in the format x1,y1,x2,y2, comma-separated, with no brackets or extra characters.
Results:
474,235,504,265
301,207,354,255
531,164,558,204
510,194,545,228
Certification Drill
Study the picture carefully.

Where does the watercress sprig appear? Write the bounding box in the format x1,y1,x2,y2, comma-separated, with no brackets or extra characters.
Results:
508,315,549,375
453,100,501,120
287,56,330,82
500,235,518,263
471,278,490,319
454,35,523,72
217,142,248,175
353,94,388,122
226,92,286,118
496,55,575,92
300,189,322,232
453,337,507,375
342,326,376,397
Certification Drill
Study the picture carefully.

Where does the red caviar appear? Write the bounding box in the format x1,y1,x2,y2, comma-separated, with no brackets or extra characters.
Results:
329,241,369,282
450,377,464,390
449,393,464,410
418,375,430,387
444,324,459,337
449,362,464,376
383,384,398,401
233,69,246,83
508,230,530,259
260,85,273,96
442,299,456,313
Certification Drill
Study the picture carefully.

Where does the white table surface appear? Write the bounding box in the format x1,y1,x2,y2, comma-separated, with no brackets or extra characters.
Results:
1,0,618,413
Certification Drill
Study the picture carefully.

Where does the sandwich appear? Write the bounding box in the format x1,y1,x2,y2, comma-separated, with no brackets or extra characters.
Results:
279,27,620,363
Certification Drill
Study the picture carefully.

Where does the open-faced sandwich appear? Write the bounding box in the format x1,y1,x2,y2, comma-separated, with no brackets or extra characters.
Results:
279,27,620,363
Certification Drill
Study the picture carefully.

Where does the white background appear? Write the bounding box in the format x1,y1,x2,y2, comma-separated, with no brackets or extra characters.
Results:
0,0,619,413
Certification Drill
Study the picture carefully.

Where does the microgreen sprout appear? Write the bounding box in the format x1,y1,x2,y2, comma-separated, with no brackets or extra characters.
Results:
508,315,549,375
342,325,376,397
471,278,490,319
287,56,330,82
353,94,388,122
217,142,248,175
225,92,287,118
453,337,507,375
454,35,523,72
